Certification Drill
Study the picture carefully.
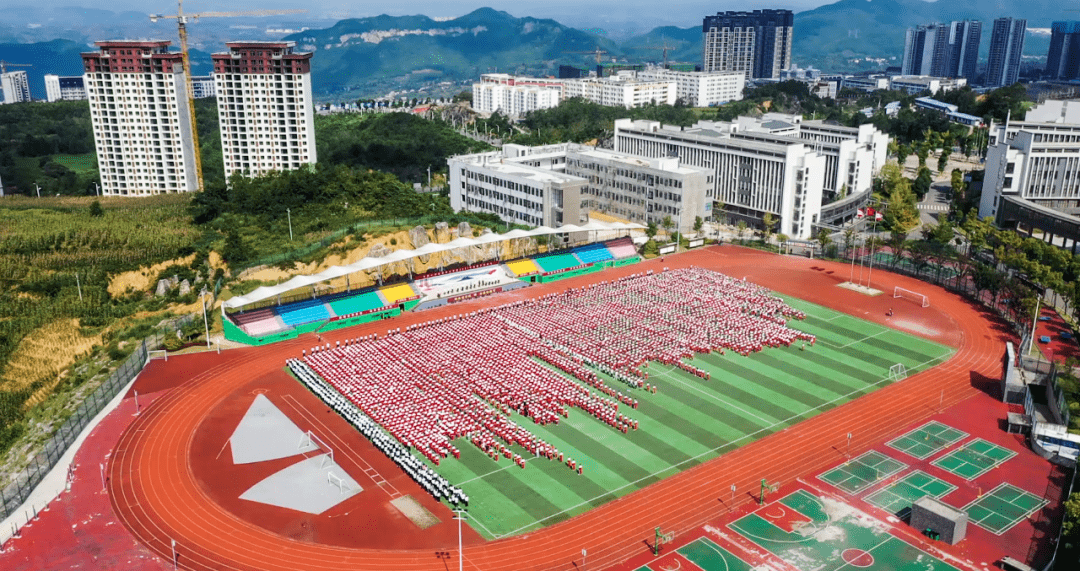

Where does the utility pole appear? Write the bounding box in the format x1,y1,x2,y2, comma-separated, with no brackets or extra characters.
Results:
75,272,83,302
287,208,293,241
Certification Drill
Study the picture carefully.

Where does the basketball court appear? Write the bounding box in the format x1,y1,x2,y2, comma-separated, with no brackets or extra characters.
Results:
864,470,957,517
818,450,907,494
729,489,960,571
931,438,1016,480
887,421,969,460
963,483,1048,535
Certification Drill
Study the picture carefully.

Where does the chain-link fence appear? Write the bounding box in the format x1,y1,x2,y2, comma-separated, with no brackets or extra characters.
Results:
0,290,217,522
0,339,147,520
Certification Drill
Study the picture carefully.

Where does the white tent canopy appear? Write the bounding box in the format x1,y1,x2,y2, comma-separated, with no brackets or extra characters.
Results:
223,221,644,310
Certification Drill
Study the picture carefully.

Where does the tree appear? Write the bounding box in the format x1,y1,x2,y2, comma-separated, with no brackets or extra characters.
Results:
221,230,250,265
736,220,748,244
838,183,849,199
713,199,726,225
815,228,833,256
762,213,777,244
896,143,912,167
89,200,104,217
937,148,950,174
888,231,909,261
646,221,657,239
661,215,675,239
950,169,965,203
914,167,933,199
693,216,703,232
776,233,789,246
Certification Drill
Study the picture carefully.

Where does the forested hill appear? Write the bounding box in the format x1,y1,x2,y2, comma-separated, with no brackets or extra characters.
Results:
283,7,620,99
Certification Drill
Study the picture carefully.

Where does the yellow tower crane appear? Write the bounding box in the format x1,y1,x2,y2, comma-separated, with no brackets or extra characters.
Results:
642,38,682,69
562,48,609,64
149,1,306,191
0,61,33,74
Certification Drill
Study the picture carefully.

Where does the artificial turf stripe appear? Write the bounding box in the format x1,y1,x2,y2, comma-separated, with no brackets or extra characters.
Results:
697,354,844,409
636,389,754,452
525,420,636,491
652,364,794,425
472,460,568,522
587,369,748,454
748,351,877,398
697,358,824,415
527,455,612,509
789,320,928,369
556,410,669,479
776,344,891,386
803,319,941,363
648,366,786,429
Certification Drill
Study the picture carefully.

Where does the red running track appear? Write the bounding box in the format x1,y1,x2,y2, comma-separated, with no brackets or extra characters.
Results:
108,247,1012,571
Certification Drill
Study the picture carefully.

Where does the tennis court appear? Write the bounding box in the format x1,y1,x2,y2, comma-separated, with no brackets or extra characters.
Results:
886,421,968,460
729,489,961,571
419,295,953,539
931,438,1016,480
964,483,1048,535
864,470,957,517
818,450,908,494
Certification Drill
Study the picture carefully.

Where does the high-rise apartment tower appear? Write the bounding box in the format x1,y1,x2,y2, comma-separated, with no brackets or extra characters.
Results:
82,40,198,196
1046,21,1080,81
985,18,1027,87
702,9,793,80
212,41,316,179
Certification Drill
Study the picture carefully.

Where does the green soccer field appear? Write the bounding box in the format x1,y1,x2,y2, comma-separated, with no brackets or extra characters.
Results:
423,296,956,539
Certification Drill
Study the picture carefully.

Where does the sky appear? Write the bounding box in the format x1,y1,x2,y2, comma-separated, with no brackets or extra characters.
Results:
0,1,835,28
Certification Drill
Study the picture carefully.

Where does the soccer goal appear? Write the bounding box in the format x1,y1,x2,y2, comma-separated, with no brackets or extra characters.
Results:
147,349,168,362
894,286,930,307
327,471,351,495
300,430,332,468
888,363,908,382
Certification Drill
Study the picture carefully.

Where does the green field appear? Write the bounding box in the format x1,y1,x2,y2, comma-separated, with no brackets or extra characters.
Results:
424,297,955,539
53,153,97,174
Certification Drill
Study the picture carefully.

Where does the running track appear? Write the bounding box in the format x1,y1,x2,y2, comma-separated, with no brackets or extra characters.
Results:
108,247,1010,571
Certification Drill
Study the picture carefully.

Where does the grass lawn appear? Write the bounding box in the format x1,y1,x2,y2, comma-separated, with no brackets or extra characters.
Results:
420,295,955,539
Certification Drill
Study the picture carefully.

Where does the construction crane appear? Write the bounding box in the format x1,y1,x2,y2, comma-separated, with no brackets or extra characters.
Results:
149,1,306,191
642,39,682,69
0,61,32,74
563,48,609,64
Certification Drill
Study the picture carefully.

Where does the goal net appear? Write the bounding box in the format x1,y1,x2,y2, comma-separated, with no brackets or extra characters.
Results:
893,286,930,307
889,363,908,382
327,471,351,495
147,349,168,362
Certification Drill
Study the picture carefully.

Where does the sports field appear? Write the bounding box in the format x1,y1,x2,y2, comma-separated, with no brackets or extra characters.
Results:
422,295,955,539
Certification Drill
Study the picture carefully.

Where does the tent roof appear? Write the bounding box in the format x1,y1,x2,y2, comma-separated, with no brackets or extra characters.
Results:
223,221,643,309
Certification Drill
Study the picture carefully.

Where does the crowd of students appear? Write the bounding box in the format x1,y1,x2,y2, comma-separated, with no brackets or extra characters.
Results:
297,268,816,491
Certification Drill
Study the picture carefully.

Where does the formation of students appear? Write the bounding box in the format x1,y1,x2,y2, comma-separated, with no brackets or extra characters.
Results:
287,358,468,505
297,268,816,489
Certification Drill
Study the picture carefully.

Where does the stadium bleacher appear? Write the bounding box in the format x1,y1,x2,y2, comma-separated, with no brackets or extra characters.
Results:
329,290,387,316
534,253,582,274
278,299,332,327
231,308,283,336
604,237,638,259
380,283,418,305
506,259,541,277
573,243,614,264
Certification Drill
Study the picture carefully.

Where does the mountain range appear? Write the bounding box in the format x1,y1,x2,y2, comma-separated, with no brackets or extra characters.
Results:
0,0,1074,101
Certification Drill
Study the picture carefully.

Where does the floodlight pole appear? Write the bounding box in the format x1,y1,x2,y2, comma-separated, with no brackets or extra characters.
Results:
201,287,211,349
99,462,105,490
1028,297,1041,355
75,272,82,302
287,208,293,242
454,509,466,571
583,548,587,571
847,432,853,458
171,538,177,571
